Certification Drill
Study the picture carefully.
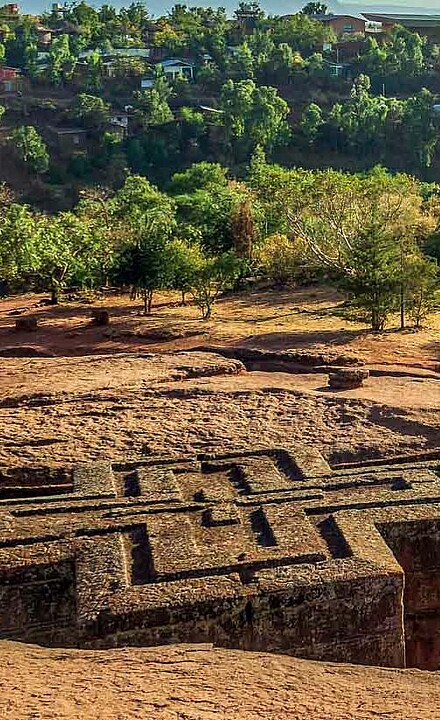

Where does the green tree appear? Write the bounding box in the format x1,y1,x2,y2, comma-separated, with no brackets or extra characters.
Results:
220,78,290,159
112,174,177,312
0,202,39,292
329,75,390,155
133,74,173,128
339,224,401,331
115,229,173,314
191,251,242,319
404,252,438,328
255,233,308,286
301,103,324,144
271,12,334,52
168,161,228,194
301,2,328,15
48,34,75,85
168,236,205,305
10,126,49,174
71,93,110,130
402,89,438,168
35,212,99,303
85,49,103,92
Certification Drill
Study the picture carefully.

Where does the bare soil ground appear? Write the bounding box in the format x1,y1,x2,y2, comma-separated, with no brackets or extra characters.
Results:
2,641,440,720
1,286,439,467
2,285,440,369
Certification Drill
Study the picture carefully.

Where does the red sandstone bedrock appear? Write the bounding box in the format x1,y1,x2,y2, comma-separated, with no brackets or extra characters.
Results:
1,642,440,720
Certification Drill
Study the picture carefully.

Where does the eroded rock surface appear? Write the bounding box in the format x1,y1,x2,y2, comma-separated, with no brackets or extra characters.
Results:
1,641,440,720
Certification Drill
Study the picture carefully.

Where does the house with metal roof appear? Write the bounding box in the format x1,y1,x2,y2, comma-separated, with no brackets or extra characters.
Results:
155,59,195,82
362,13,440,41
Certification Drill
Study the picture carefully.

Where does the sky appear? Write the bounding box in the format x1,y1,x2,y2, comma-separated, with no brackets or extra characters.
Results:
17,0,440,19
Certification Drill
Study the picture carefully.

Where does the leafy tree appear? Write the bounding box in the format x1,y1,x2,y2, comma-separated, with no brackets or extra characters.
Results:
85,49,103,91
111,174,176,312
71,93,110,130
0,202,39,292
232,41,254,79
271,13,334,52
133,74,173,128
34,212,100,303
402,89,438,168
191,251,243,319
10,126,49,174
48,34,75,85
168,237,205,305
268,42,298,83
220,79,290,159
301,2,328,15
178,106,206,146
168,161,228,194
404,252,438,328
255,233,308,286
285,167,436,329
115,229,172,314
329,75,390,155
301,103,324,144
339,224,401,331
112,174,176,226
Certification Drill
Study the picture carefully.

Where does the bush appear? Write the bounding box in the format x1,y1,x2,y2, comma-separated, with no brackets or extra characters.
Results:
255,233,308,285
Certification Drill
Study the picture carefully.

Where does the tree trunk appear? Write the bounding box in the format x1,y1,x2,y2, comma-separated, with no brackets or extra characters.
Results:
400,284,405,330
50,284,59,305
146,289,153,315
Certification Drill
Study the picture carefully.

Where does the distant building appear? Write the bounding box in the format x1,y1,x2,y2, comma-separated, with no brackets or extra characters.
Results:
0,66,21,94
155,59,195,82
109,111,129,139
315,14,366,37
140,77,154,89
362,13,440,41
35,25,53,47
323,59,350,79
46,126,88,155
113,47,151,59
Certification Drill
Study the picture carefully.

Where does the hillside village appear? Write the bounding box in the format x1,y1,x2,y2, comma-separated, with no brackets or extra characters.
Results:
0,2,440,207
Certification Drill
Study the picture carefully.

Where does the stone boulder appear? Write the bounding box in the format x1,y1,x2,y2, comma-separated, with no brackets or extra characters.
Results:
328,367,369,390
15,316,37,332
90,309,110,326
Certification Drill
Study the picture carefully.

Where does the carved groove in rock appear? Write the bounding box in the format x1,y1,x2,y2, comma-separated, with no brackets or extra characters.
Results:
2,448,440,669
